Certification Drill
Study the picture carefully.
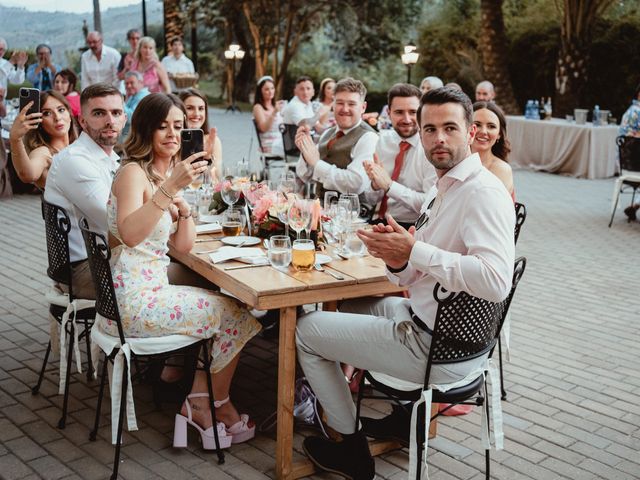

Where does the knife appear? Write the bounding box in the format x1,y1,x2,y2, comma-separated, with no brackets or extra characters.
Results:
224,263,270,271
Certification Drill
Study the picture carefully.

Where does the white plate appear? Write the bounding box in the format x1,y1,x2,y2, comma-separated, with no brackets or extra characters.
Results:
199,214,223,224
221,235,261,246
315,254,332,265
195,223,222,234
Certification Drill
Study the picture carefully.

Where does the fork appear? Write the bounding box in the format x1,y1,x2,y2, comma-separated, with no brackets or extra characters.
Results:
314,263,345,280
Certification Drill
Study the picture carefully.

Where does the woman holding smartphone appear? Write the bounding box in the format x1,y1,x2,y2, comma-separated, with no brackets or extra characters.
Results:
109,93,261,449
179,88,222,180
9,90,77,190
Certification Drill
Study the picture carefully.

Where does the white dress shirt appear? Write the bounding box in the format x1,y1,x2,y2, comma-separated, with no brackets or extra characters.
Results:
364,129,437,222
296,120,379,194
161,54,195,75
81,45,122,90
282,95,315,126
387,153,515,330
44,132,120,262
0,58,25,90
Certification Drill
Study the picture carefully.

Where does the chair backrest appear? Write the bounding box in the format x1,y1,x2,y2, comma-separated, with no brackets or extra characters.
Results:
280,123,300,157
252,118,266,153
616,136,640,172
424,256,527,384
42,198,74,297
79,217,126,344
514,202,527,245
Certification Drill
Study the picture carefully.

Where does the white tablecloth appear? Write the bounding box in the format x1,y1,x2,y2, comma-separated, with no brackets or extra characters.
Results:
506,115,619,179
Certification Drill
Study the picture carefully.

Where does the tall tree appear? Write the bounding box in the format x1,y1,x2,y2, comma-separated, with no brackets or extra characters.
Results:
164,0,185,54
554,0,615,115
93,0,102,32
478,0,518,113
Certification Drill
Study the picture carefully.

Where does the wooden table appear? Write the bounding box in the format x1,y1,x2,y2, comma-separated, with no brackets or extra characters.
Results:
169,235,406,479
506,115,619,179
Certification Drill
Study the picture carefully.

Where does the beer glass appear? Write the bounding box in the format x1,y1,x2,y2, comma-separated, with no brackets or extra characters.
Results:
222,206,245,236
292,239,315,272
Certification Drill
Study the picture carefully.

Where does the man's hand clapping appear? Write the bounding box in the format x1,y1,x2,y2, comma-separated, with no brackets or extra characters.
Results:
363,153,393,192
295,124,320,167
357,215,416,269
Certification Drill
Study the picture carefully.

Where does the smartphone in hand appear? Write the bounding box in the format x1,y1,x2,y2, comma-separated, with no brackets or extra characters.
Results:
19,88,40,116
181,128,210,164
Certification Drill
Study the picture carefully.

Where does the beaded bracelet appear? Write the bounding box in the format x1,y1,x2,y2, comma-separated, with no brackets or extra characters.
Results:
158,184,174,200
150,196,168,212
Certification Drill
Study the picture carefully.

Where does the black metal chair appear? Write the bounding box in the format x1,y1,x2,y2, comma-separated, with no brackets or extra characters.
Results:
253,118,284,163
355,257,527,480
79,219,225,480
280,123,301,160
609,136,640,227
32,199,95,429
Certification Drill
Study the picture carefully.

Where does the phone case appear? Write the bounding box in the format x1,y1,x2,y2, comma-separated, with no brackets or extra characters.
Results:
181,129,208,164
19,88,40,116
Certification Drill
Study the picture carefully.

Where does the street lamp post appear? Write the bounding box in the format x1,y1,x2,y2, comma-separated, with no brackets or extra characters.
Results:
224,43,245,113
401,42,419,85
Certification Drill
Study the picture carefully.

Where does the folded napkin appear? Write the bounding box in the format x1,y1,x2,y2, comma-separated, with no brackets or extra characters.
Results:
209,246,266,264
196,223,222,234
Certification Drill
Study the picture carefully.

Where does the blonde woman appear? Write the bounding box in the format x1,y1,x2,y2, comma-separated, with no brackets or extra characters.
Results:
110,93,261,449
130,36,171,93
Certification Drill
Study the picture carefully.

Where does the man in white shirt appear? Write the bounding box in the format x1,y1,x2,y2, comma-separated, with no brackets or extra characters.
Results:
475,80,496,102
81,31,122,90
0,37,27,96
161,37,195,91
295,87,515,479
44,84,126,299
295,77,378,199
363,83,437,229
282,76,318,127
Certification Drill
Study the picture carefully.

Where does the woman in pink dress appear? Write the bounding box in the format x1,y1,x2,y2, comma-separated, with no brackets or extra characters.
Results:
130,36,171,94
53,69,80,118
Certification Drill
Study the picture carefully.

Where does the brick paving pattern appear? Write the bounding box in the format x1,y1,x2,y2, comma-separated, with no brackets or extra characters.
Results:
0,108,639,479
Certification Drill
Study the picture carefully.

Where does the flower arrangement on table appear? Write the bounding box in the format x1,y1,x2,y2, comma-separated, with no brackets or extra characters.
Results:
208,177,250,214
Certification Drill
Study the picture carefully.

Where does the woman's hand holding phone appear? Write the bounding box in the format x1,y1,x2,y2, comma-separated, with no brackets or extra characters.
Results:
164,151,209,192
9,102,43,142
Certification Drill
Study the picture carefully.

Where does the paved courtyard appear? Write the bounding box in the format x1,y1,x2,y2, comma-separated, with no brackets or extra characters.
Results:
0,108,639,479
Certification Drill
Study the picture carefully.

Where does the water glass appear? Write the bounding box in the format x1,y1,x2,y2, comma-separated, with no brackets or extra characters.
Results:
222,206,245,236
268,235,292,271
340,193,360,221
197,186,213,219
323,191,338,213
343,224,365,257
292,239,315,272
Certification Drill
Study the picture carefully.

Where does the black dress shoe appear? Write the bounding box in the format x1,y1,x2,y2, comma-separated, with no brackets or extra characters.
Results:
624,205,638,222
360,403,412,448
303,430,374,480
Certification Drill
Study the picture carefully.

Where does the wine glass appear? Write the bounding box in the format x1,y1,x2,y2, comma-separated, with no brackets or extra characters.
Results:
278,171,297,196
288,199,312,239
332,198,351,253
221,179,241,206
275,192,294,236
222,206,246,237
340,193,360,222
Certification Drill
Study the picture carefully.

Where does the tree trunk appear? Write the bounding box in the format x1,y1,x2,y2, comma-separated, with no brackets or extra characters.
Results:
93,0,102,33
478,0,519,114
554,38,589,116
163,0,184,56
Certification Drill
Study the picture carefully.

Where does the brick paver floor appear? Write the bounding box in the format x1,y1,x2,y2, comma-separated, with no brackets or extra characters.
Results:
1,109,639,479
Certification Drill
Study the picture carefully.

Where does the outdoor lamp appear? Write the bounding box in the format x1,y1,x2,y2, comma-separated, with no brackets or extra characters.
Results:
401,42,419,84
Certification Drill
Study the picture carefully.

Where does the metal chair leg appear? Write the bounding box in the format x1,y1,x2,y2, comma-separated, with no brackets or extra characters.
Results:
202,341,225,465
609,189,621,227
111,355,128,480
58,324,75,429
484,384,491,480
90,353,109,441
84,319,93,381
32,341,51,395
498,336,507,400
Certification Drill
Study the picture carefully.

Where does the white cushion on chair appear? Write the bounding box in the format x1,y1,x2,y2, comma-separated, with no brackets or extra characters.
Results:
90,314,204,444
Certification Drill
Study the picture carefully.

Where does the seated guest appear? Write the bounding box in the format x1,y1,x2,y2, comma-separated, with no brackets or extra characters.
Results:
253,75,285,156
10,90,77,190
419,75,443,94
295,87,515,479
313,77,336,129
619,82,640,138
118,29,141,82
53,69,81,118
0,37,27,94
81,31,121,90
179,88,222,180
471,101,514,198
130,36,171,94
475,80,496,102
44,83,126,299
363,83,437,230
26,44,60,91
110,92,261,447
445,82,463,91
295,77,378,199
122,71,150,137
282,75,323,130
161,37,195,91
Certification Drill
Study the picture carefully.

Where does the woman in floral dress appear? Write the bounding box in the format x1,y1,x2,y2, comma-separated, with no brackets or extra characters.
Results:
108,92,261,449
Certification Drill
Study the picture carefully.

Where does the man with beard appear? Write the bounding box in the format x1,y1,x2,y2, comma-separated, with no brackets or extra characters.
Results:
295,87,515,480
363,83,437,229
295,77,378,200
81,31,122,90
44,83,126,299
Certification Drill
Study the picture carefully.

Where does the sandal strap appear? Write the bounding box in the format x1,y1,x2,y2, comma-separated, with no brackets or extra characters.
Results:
214,396,230,408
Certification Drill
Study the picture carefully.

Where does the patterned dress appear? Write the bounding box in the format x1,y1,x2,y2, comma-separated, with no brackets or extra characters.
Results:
105,192,261,372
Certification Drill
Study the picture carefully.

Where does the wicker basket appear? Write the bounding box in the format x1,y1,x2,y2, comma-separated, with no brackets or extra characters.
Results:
172,73,199,89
